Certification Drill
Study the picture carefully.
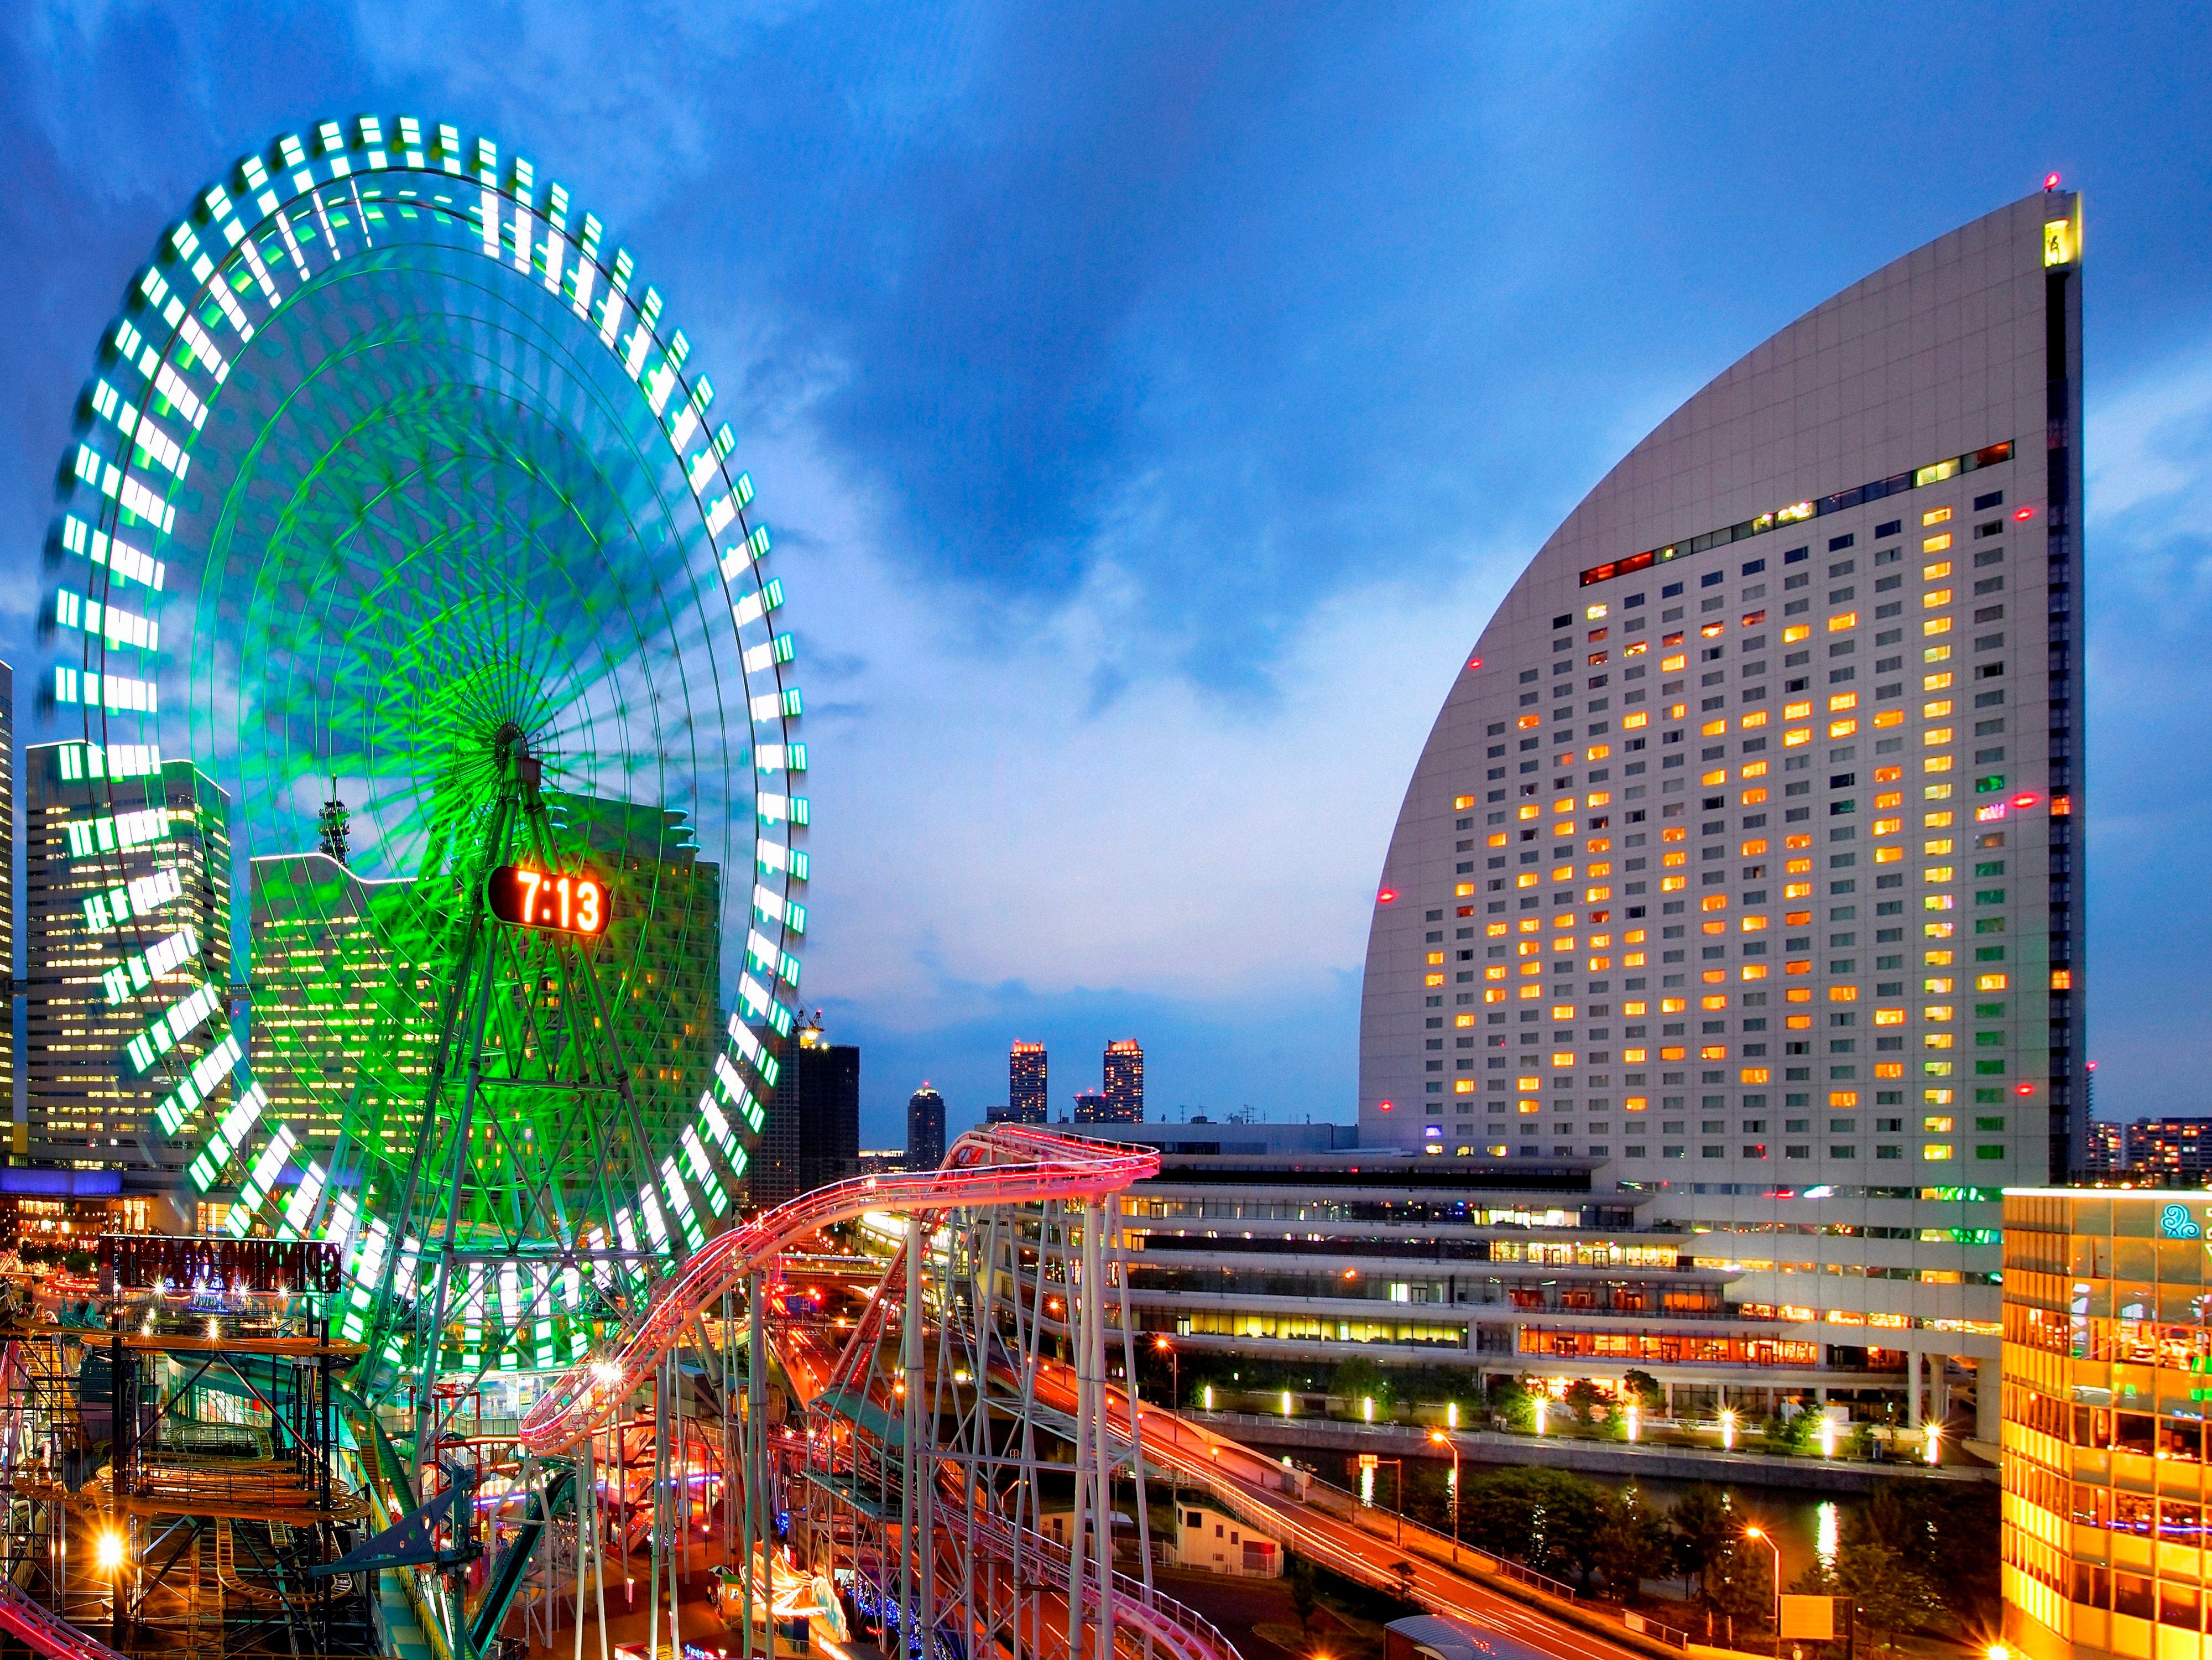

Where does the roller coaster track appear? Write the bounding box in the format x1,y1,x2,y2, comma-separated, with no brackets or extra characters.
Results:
519,1123,1243,1660
519,1124,1155,1455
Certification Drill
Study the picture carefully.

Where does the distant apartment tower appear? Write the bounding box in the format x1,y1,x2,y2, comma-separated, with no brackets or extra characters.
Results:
907,1083,946,1170
755,1019,860,1206
25,745,232,1170
2124,1119,2212,1185
1006,1041,1048,1124
1100,1039,1145,1123
1072,1089,1110,1125
2079,1119,2122,1175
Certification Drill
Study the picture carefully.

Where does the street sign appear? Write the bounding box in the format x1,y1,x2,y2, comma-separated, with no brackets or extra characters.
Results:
1357,1453,1379,1469
1780,1596,1837,1640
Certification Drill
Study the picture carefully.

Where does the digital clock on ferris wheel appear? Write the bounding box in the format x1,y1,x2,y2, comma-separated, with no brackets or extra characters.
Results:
488,865,609,936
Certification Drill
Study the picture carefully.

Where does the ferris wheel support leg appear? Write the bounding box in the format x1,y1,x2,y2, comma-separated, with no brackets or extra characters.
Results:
742,1269,762,1660
906,1213,932,1660
664,1351,683,1660
1081,1199,1114,1660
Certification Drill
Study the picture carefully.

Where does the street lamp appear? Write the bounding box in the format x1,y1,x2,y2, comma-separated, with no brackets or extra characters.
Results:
1430,1429,1461,1565
1720,1407,1738,1450
1744,1524,1782,1659
1154,1335,1177,1411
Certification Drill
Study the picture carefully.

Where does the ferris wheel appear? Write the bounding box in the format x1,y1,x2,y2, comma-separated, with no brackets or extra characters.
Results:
43,115,805,1393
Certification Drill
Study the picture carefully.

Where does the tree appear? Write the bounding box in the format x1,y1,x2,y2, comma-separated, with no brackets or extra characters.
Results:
1667,1485,1738,1595
1594,1485,1674,1605
1701,1538,1774,1638
1836,1540,1945,1654
1563,1378,1605,1424
1623,1369,1666,1414
1333,1355,1390,1414
1486,1375,1537,1431
1286,1555,1319,1632
1462,1468,1607,1590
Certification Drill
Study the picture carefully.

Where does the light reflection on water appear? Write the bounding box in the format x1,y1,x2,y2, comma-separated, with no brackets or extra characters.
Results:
1817,1501,1839,1568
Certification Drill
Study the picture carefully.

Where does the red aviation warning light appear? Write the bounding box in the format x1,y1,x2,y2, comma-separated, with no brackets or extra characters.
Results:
2044,172,2062,191
1377,887,1399,904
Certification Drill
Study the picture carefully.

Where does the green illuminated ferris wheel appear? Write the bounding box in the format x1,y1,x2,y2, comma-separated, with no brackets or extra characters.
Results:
45,115,807,1391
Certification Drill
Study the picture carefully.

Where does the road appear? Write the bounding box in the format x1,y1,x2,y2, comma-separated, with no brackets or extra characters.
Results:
1021,1359,1651,1660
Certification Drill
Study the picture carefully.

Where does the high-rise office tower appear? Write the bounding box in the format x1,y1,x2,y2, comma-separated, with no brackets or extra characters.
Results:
1007,1041,1048,1124
1100,1038,1145,1123
757,1022,858,1204
1360,189,2086,1434
248,794,721,1169
25,745,233,1171
907,1083,946,1171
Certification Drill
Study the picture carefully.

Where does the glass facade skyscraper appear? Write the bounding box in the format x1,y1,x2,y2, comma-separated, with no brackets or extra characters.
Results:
25,745,232,1172
1360,188,2086,1430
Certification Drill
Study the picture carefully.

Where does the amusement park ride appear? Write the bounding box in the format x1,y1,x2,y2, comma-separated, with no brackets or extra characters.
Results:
13,112,1266,1660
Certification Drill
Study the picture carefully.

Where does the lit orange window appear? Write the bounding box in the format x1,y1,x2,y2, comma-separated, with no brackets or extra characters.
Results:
1663,851,1687,868
1701,969,1726,984
1923,671,1953,690
1740,915,1768,932
1977,973,2008,991
1702,768,1727,786
1924,617,1953,636
1828,719,1857,738
1785,858,1812,875
1662,653,1687,672
1828,612,1857,632
1585,743,1610,761
1550,1005,1576,1022
1923,532,1953,553
1624,640,1648,657
1829,691,1858,712
1660,997,1687,1013
1667,702,1687,719
1454,1013,1475,1028
1623,1001,1647,1017
1874,790,1901,808
1874,1008,1905,1026
1586,956,1611,972
1741,710,1769,728
1873,846,1902,865
1922,559,1953,581
1702,720,1726,738
1550,1052,1574,1069
1485,967,1506,981
1488,832,1507,848
1785,959,1811,975
1784,881,1812,897
1873,709,1903,728
1922,507,1953,527
1553,820,1574,837
1699,1044,1727,1060
1874,766,1901,783
1517,714,1540,729
1785,700,1811,720
1741,786,1769,805
1624,711,1649,729
1623,951,1646,968
1741,1068,1770,1085
1586,790,1611,807
1871,818,1900,837
1660,1046,1687,1061
1517,940,1540,956
1701,621,1725,638
1923,588,1953,608
2051,969,2073,990
1662,826,1686,842
1783,624,1810,644
1700,992,1728,1008
1661,875,1687,892
1924,726,1953,746
1923,699,1953,718
1828,985,1859,1002
1426,973,1445,987
1741,838,1769,856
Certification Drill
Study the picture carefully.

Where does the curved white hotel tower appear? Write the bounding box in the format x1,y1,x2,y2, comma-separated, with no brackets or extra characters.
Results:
1359,190,2085,1416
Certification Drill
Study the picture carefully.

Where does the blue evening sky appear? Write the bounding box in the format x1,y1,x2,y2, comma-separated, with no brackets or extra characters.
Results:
2,3,2206,1147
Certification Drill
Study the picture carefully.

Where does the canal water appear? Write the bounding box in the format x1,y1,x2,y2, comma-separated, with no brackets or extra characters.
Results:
1346,1457,1844,1590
